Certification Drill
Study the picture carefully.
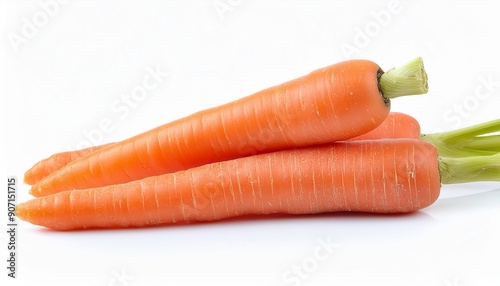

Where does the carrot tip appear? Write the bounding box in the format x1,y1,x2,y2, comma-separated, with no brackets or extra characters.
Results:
14,203,27,222
29,186,41,197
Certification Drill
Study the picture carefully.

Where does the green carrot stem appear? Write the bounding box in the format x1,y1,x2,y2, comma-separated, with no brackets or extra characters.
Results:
430,119,500,143
422,137,498,157
421,118,500,157
462,134,500,152
379,57,429,99
439,153,500,184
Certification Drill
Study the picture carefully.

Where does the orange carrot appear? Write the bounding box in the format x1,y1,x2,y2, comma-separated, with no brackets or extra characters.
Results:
22,112,417,186
348,112,420,141
16,139,443,230
24,143,113,185
28,58,428,197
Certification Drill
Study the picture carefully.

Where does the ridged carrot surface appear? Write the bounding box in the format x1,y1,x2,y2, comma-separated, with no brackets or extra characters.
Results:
23,143,113,185
24,112,422,187
348,112,420,141
16,139,441,230
30,60,392,197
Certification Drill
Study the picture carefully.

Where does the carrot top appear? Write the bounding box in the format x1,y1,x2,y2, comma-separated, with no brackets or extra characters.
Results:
421,118,500,184
422,119,500,157
438,153,500,184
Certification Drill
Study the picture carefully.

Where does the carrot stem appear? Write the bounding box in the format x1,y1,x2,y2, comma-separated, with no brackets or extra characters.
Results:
438,153,500,184
421,119,500,157
379,57,429,99
462,135,500,152
423,119,500,184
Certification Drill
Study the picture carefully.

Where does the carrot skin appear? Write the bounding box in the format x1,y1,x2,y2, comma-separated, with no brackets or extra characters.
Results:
348,112,420,141
17,139,441,230
23,144,113,185
24,112,420,186
30,60,391,197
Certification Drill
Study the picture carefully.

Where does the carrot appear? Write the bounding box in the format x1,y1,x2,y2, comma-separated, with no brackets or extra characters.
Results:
22,112,416,185
348,112,421,141
16,138,446,230
28,58,428,197
18,137,500,231
23,143,113,185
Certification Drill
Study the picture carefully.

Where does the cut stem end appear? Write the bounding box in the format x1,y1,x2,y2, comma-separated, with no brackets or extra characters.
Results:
379,57,429,99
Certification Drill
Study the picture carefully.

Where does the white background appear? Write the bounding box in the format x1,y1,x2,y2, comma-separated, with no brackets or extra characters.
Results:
1,0,500,285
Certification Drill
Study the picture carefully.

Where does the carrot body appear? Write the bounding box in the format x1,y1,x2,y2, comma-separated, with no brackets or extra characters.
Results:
16,139,441,230
23,144,113,185
348,112,420,141
24,112,421,186
30,60,390,197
